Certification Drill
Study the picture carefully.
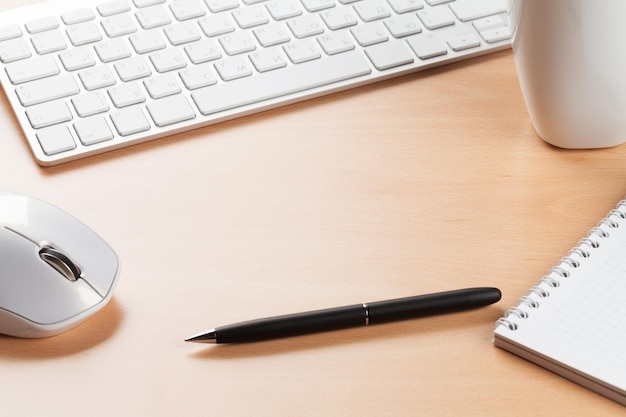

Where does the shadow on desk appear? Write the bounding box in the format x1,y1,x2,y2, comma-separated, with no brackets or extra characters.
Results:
0,299,123,360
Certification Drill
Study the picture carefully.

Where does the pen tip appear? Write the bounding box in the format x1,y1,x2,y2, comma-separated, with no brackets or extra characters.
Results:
185,330,217,343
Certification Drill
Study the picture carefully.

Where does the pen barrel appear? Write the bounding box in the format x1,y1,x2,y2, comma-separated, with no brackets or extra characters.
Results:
215,305,366,343
368,287,501,324
208,287,501,343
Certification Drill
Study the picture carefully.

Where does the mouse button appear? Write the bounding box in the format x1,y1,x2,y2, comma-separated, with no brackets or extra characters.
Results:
72,238,119,296
0,268,102,325
0,190,87,245
0,308,31,337
0,192,31,224
0,232,102,324
0,193,75,250
8,278,102,325
0,226,39,285
3,193,118,296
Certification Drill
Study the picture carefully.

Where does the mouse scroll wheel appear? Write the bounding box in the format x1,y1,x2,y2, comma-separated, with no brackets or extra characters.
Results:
39,247,82,282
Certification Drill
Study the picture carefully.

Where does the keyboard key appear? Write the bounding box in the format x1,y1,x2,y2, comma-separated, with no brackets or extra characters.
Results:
98,1,131,17
480,26,511,44
417,7,455,29
283,39,321,64
62,8,96,25
447,33,481,52
31,31,67,55
5,56,59,84
143,73,181,98
317,31,355,55
102,14,137,37
0,38,31,63
78,65,117,90
146,94,196,126
320,9,358,30
300,0,335,12
354,0,392,22
36,125,76,155
449,0,507,22
253,23,291,47
110,106,150,136
133,0,166,6
407,34,448,59
365,41,414,70
72,91,110,117
169,0,206,21
184,39,222,63
266,1,302,20
192,50,371,115
179,64,217,89
163,22,201,45
232,5,269,29
114,56,152,81
25,17,59,34
219,32,256,55
0,25,23,41
387,0,424,13
59,47,97,71
15,74,79,107
108,82,146,107
135,5,172,29
130,30,167,53
249,47,288,72
204,0,239,13
74,116,114,145
26,101,73,129
198,15,235,37
66,22,103,46
95,38,132,62
149,49,187,72
287,15,325,39
384,14,423,38
472,15,506,32
214,56,253,80
351,23,389,47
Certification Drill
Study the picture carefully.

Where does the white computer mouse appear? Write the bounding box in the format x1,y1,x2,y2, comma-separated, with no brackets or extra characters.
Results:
0,191,120,338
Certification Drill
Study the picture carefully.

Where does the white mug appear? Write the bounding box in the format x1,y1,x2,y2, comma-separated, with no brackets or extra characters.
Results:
508,0,626,148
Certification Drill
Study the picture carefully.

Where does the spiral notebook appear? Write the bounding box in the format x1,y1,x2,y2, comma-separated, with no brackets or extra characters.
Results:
494,196,626,406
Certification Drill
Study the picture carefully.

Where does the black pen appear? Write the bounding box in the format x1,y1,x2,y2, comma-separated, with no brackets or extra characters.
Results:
185,287,501,344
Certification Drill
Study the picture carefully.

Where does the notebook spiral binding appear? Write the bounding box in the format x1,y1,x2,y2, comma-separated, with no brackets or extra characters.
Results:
495,198,626,331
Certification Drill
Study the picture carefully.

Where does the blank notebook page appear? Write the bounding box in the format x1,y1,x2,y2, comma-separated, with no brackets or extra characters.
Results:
494,197,626,402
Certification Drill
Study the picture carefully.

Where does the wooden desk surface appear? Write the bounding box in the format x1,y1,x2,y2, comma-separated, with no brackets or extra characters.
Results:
2,1,626,415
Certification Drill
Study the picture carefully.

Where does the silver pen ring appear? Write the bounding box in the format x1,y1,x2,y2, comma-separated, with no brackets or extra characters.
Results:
362,303,370,326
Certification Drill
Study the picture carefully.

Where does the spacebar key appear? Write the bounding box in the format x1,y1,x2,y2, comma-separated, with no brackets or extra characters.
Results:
191,51,372,116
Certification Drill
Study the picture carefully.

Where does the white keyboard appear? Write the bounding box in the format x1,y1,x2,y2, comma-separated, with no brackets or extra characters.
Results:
0,0,510,166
